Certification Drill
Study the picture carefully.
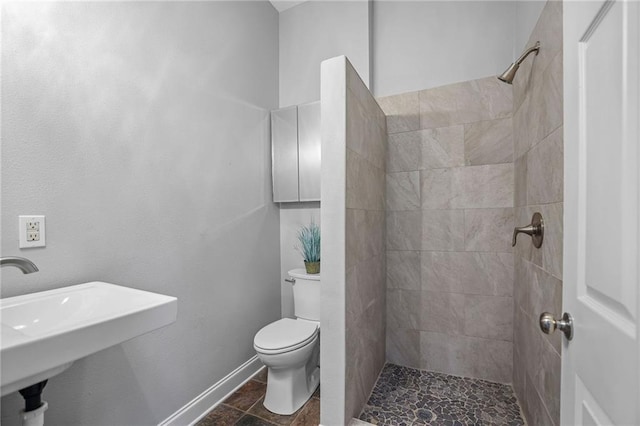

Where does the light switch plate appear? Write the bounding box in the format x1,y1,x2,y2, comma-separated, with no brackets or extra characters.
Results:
19,215,46,248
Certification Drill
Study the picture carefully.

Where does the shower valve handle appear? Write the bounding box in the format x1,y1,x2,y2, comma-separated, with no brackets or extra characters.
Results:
512,212,544,248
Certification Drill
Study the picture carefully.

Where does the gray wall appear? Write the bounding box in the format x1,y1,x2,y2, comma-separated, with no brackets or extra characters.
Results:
279,0,371,107
378,76,515,384
279,202,320,318
514,1,546,53
512,1,563,425
372,1,516,97
0,2,280,425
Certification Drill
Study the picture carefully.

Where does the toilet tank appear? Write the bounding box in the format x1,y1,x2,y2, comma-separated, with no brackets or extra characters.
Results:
288,269,320,321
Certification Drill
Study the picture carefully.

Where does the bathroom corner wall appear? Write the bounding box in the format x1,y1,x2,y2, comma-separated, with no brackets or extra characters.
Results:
320,56,387,425
512,1,563,425
378,76,515,383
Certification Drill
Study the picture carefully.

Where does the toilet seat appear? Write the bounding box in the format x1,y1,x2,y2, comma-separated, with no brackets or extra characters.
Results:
254,318,318,355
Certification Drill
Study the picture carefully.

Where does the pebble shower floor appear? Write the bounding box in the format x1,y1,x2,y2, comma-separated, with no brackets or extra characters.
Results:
359,364,525,426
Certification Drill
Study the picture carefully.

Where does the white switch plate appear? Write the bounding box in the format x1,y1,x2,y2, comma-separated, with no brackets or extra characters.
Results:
19,215,46,248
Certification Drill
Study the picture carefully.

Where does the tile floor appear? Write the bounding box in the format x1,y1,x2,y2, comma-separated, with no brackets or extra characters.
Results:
197,369,320,426
360,364,525,426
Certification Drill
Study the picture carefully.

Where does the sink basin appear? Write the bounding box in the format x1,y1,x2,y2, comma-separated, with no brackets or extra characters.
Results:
1,281,177,396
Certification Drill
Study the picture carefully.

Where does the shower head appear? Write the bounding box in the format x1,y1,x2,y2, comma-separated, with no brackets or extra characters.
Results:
498,41,541,84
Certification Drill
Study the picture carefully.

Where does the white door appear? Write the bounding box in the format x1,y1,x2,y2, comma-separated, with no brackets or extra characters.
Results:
562,1,640,425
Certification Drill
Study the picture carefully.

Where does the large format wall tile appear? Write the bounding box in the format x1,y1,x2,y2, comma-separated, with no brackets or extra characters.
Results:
419,77,512,129
341,57,387,422
421,126,465,169
419,331,513,383
422,164,514,210
421,291,465,335
421,209,465,251
386,171,421,211
514,154,528,207
527,126,563,205
387,289,421,330
387,126,464,173
451,164,514,209
511,2,563,425
387,250,421,290
347,149,385,211
386,327,420,368
539,52,563,141
421,251,513,296
419,84,458,129
385,73,516,385
377,91,420,134
346,209,385,269
464,208,514,252
387,130,422,172
387,210,422,250
464,295,514,341
347,89,388,170
513,96,532,160
420,168,454,209
464,117,513,166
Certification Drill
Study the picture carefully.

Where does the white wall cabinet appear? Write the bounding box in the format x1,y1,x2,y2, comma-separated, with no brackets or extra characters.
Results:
271,101,321,202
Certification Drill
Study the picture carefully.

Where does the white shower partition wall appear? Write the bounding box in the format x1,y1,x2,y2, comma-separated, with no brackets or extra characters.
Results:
320,56,387,425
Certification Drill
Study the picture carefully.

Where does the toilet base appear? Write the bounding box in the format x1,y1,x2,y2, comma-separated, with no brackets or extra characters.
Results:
264,365,319,415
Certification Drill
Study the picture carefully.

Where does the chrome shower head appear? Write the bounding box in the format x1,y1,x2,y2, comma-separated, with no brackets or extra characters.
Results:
498,41,541,84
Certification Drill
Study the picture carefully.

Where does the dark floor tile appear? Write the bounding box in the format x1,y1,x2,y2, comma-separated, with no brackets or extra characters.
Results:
248,396,301,426
235,414,277,426
291,397,320,426
253,368,268,384
197,404,244,426
224,380,267,411
312,385,320,399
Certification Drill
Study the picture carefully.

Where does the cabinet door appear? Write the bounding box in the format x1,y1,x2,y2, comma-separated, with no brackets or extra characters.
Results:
271,106,299,202
297,101,321,201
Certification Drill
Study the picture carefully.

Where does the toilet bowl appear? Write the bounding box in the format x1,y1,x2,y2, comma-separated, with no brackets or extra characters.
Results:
253,269,320,415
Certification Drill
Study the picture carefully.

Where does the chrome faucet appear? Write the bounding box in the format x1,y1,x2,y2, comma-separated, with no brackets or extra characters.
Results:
0,257,39,274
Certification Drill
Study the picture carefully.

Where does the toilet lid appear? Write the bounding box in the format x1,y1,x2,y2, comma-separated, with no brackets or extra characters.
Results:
254,318,318,352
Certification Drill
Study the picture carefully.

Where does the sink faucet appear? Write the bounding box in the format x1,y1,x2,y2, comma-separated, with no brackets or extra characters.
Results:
0,257,39,274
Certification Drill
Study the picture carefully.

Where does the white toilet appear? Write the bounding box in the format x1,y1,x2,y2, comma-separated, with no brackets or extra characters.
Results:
253,269,320,415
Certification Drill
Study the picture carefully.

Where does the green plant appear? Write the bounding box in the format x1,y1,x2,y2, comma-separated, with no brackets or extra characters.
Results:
296,220,320,263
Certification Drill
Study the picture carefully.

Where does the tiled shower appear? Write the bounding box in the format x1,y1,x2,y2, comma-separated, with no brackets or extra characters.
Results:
380,76,516,384
369,1,564,425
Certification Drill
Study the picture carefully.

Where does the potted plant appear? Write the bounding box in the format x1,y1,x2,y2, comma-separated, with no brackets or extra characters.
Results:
296,220,320,274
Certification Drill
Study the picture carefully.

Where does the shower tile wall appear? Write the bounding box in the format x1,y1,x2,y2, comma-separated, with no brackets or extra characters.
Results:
320,56,386,424
378,76,515,384
344,59,388,420
512,1,563,425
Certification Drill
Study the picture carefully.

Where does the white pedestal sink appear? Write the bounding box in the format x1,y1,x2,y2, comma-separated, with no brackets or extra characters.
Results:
1,282,177,397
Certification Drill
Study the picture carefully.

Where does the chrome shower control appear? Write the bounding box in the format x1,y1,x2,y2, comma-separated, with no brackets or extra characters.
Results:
539,312,573,340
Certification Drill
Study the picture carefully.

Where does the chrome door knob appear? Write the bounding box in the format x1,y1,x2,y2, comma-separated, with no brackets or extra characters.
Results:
539,312,574,340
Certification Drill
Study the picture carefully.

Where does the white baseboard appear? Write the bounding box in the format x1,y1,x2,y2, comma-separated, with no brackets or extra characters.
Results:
158,356,264,426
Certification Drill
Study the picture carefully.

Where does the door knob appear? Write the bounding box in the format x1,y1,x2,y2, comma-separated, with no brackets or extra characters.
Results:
512,212,544,248
539,312,573,340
